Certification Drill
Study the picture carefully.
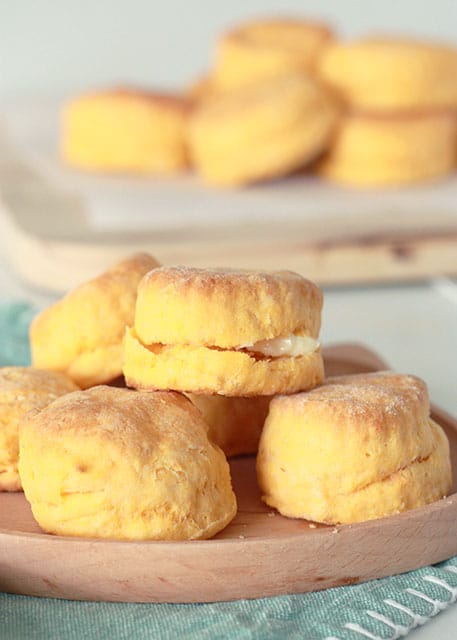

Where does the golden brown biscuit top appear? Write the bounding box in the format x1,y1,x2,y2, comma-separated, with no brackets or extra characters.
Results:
21,385,208,451
273,371,429,423
0,367,78,400
140,265,306,289
134,266,323,348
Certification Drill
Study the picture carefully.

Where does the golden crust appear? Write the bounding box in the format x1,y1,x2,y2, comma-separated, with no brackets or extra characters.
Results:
123,328,324,396
319,37,457,110
213,18,334,91
30,253,160,389
61,88,191,174
317,110,457,187
257,372,452,524
186,72,340,185
19,386,237,540
0,367,78,491
187,394,271,457
134,266,323,348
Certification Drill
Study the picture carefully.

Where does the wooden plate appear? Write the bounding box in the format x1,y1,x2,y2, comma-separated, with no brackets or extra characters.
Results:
1,344,456,603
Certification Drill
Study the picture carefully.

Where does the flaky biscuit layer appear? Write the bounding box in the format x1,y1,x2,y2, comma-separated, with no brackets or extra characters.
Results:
19,386,237,540
30,253,159,388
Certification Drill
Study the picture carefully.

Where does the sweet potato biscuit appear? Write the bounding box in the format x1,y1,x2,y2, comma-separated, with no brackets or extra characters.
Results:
257,372,452,524
19,386,237,540
0,367,78,491
317,110,457,187
187,72,340,186
62,88,190,174
319,37,457,110
30,253,159,389
123,266,324,396
187,394,271,457
213,18,334,91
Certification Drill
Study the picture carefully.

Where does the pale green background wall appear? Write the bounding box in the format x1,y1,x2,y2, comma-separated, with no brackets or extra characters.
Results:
1,0,456,97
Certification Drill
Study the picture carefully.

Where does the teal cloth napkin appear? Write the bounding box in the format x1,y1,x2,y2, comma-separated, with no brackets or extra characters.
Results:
1,301,456,640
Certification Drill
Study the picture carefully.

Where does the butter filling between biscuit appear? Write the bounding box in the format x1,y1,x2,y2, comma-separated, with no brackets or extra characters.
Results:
142,333,319,359
240,334,319,358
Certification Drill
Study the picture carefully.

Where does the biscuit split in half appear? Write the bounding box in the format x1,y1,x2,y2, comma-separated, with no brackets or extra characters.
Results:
257,372,452,524
30,253,159,389
0,367,78,491
62,88,190,174
19,386,237,540
123,266,324,396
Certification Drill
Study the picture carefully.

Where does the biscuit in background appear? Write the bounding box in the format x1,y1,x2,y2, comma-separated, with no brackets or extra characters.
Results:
317,110,457,187
257,372,452,524
62,88,191,174
187,72,340,186
212,18,334,92
30,253,159,389
19,386,237,540
124,266,324,396
319,37,457,111
0,367,78,491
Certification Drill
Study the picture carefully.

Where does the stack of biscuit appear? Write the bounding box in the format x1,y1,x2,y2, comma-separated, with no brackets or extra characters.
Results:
316,38,457,186
186,72,339,186
60,16,457,188
61,17,341,186
208,18,334,93
18,257,325,540
0,253,450,542
185,18,340,186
